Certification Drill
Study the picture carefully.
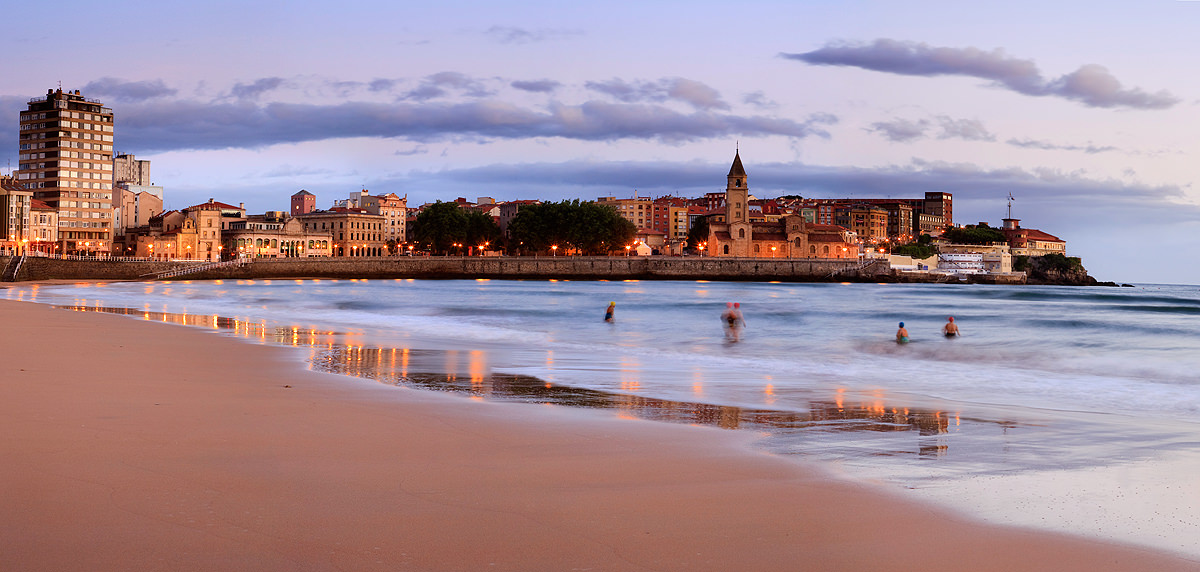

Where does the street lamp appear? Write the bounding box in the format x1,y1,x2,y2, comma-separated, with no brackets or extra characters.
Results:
625,245,631,257
551,245,558,257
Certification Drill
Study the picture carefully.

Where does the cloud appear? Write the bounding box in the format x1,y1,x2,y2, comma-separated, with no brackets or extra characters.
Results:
394,144,429,156
868,118,929,142
485,26,579,44
115,99,837,152
230,77,285,100
511,79,561,93
934,117,994,141
82,77,177,102
585,77,730,110
402,72,494,101
782,39,1179,110
743,91,779,110
868,116,995,142
1006,138,1118,154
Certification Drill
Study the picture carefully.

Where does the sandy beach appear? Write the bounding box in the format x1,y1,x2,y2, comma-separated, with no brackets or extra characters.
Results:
2,297,1198,571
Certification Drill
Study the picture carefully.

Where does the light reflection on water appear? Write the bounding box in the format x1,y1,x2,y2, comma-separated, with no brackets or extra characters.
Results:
52,303,1190,484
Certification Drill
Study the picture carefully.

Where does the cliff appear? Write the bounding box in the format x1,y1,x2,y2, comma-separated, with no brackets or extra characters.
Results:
1020,254,1115,286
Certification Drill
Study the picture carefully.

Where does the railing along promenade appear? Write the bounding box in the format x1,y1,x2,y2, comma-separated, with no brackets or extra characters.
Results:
0,254,898,283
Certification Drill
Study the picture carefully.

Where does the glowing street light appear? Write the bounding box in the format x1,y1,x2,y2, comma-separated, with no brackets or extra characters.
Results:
551,245,558,257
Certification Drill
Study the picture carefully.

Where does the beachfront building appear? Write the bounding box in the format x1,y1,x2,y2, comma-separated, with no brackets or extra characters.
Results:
0,175,33,254
707,151,858,259
29,199,57,254
939,243,1013,274
296,207,386,257
137,210,199,260
334,190,408,252
1001,218,1067,257
16,88,115,255
224,212,332,259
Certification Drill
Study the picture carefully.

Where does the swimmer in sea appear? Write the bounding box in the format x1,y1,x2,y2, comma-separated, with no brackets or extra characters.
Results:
722,302,745,342
604,301,615,323
943,316,959,337
896,321,909,344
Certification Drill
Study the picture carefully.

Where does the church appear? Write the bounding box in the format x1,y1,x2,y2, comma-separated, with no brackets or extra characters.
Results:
707,152,859,259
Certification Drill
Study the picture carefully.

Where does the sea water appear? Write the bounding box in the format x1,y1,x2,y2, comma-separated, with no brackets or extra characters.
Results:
7,278,1200,557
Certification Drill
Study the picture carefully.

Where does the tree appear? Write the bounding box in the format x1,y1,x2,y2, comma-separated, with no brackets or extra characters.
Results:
941,225,1007,245
892,242,937,259
507,200,635,255
464,210,501,251
411,201,467,254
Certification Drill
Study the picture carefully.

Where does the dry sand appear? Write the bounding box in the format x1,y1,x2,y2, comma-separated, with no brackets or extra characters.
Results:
2,298,1197,571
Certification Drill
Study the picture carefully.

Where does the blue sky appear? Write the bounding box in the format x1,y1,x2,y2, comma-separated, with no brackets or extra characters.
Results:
3,0,1199,283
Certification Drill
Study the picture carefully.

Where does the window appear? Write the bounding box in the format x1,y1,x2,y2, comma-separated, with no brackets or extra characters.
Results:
723,244,729,254
738,228,745,238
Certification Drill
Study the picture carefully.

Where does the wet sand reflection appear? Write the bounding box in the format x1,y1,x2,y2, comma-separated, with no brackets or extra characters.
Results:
60,304,1162,478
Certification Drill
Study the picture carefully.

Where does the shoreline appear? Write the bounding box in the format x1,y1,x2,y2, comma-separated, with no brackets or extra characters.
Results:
3,297,1199,570
0,254,1115,285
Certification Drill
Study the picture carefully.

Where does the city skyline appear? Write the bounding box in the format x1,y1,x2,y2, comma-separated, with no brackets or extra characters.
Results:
3,1,1199,282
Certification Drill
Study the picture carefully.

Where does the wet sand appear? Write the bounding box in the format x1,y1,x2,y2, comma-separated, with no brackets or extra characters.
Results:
2,298,1198,571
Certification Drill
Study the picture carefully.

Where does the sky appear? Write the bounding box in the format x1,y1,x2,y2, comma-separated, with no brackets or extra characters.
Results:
2,0,1199,283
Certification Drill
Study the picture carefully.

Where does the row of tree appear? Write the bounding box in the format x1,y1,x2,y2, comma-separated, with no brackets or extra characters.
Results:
410,200,637,255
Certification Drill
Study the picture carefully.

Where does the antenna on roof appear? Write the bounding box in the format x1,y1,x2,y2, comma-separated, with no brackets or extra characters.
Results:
1006,193,1014,219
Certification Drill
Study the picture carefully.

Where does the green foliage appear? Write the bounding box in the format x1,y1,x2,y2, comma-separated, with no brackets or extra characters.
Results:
1037,253,1083,271
411,201,467,254
1013,255,1030,272
941,226,1007,245
1014,253,1082,274
464,210,501,249
916,233,933,245
411,203,502,254
891,242,937,259
508,200,636,255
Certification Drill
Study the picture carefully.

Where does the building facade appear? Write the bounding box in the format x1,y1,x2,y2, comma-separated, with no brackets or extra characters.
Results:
707,152,858,259
113,154,151,185
0,175,33,254
29,198,58,254
225,212,332,259
1001,218,1067,257
296,208,386,257
16,88,115,254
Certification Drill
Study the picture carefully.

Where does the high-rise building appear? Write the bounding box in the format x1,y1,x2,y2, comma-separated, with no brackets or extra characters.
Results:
16,88,115,254
113,154,150,185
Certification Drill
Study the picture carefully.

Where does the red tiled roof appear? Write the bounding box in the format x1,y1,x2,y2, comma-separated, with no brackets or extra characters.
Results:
186,200,242,211
31,198,52,210
1018,228,1063,242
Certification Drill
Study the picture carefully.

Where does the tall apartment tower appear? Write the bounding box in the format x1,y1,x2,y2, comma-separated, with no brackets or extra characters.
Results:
16,88,115,254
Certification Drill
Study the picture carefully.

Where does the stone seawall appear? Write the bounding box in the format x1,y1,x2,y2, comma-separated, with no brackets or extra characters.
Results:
2,256,186,282
2,255,885,282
